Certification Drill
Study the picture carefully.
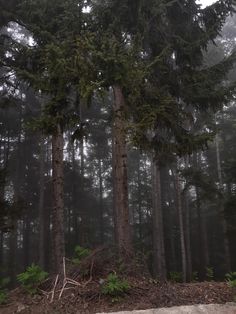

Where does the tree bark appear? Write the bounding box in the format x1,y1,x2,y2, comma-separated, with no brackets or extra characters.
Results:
174,162,187,282
184,191,192,281
23,215,30,269
112,85,133,259
137,155,143,242
151,157,166,281
71,141,79,248
215,133,231,272
38,135,46,269
98,158,104,244
51,123,65,273
193,153,209,280
184,157,192,281
0,232,3,266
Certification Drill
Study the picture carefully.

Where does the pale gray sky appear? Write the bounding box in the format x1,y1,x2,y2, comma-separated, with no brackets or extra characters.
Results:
197,0,216,8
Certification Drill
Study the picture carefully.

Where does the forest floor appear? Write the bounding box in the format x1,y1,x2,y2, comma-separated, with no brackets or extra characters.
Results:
0,280,235,314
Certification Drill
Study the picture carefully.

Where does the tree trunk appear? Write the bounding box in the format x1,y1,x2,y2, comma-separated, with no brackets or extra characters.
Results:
51,123,65,273
9,225,17,285
112,85,133,259
184,157,192,281
0,232,3,266
151,157,166,281
9,109,22,284
98,158,104,244
79,103,88,247
174,163,187,283
71,141,79,248
193,153,209,280
23,215,30,268
137,156,143,242
38,135,46,269
215,133,231,272
184,191,192,281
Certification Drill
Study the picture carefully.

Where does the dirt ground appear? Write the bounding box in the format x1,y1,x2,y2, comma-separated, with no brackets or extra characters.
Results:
0,280,235,314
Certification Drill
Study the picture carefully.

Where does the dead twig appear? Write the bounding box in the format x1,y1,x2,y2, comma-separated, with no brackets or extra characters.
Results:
50,274,59,303
58,257,81,300
82,258,94,287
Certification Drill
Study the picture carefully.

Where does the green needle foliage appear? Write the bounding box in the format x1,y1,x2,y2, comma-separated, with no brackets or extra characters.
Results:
169,271,182,283
72,245,91,265
102,273,130,298
0,277,10,305
17,264,48,295
226,271,236,287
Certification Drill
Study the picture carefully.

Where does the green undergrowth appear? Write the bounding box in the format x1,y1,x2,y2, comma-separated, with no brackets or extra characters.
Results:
0,277,10,305
101,272,130,302
17,264,48,295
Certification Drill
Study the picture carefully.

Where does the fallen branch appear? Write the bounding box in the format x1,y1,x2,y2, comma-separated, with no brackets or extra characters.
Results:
58,257,81,300
50,274,59,303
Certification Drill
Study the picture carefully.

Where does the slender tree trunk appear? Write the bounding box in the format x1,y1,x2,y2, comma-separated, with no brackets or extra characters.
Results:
51,123,65,273
174,163,187,282
9,226,17,285
184,157,192,281
0,232,3,266
44,138,51,269
215,133,231,272
23,215,30,268
38,135,46,269
193,153,209,280
71,141,78,247
112,85,133,259
79,103,88,246
98,158,104,244
184,191,192,281
151,157,166,281
137,156,142,242
165,170,177,272
9,109,22,285
79,134,87,246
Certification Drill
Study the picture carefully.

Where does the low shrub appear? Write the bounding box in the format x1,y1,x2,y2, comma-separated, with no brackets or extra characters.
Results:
206,267,214,281
0,277,9,305
72,246,91,265
101,273,130,299
226,271,236,288
169,271,182,283
17,264,48,295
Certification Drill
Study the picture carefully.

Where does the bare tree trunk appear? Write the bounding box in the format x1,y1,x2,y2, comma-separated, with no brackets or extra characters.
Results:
0,232,3,266
23,215,30,268
9,108,22,284
215,133,231,272
137,156,142,242
38,135,46,269
9,225,17,285
51,123,65,273
112,85,133,259
174,163,187,282
71,141,78,247
151,157,166,281
184,157,192,281
193,153,209,280
78,102,88,247
98,158,104,244
184,191,192,281
164,170,177,272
